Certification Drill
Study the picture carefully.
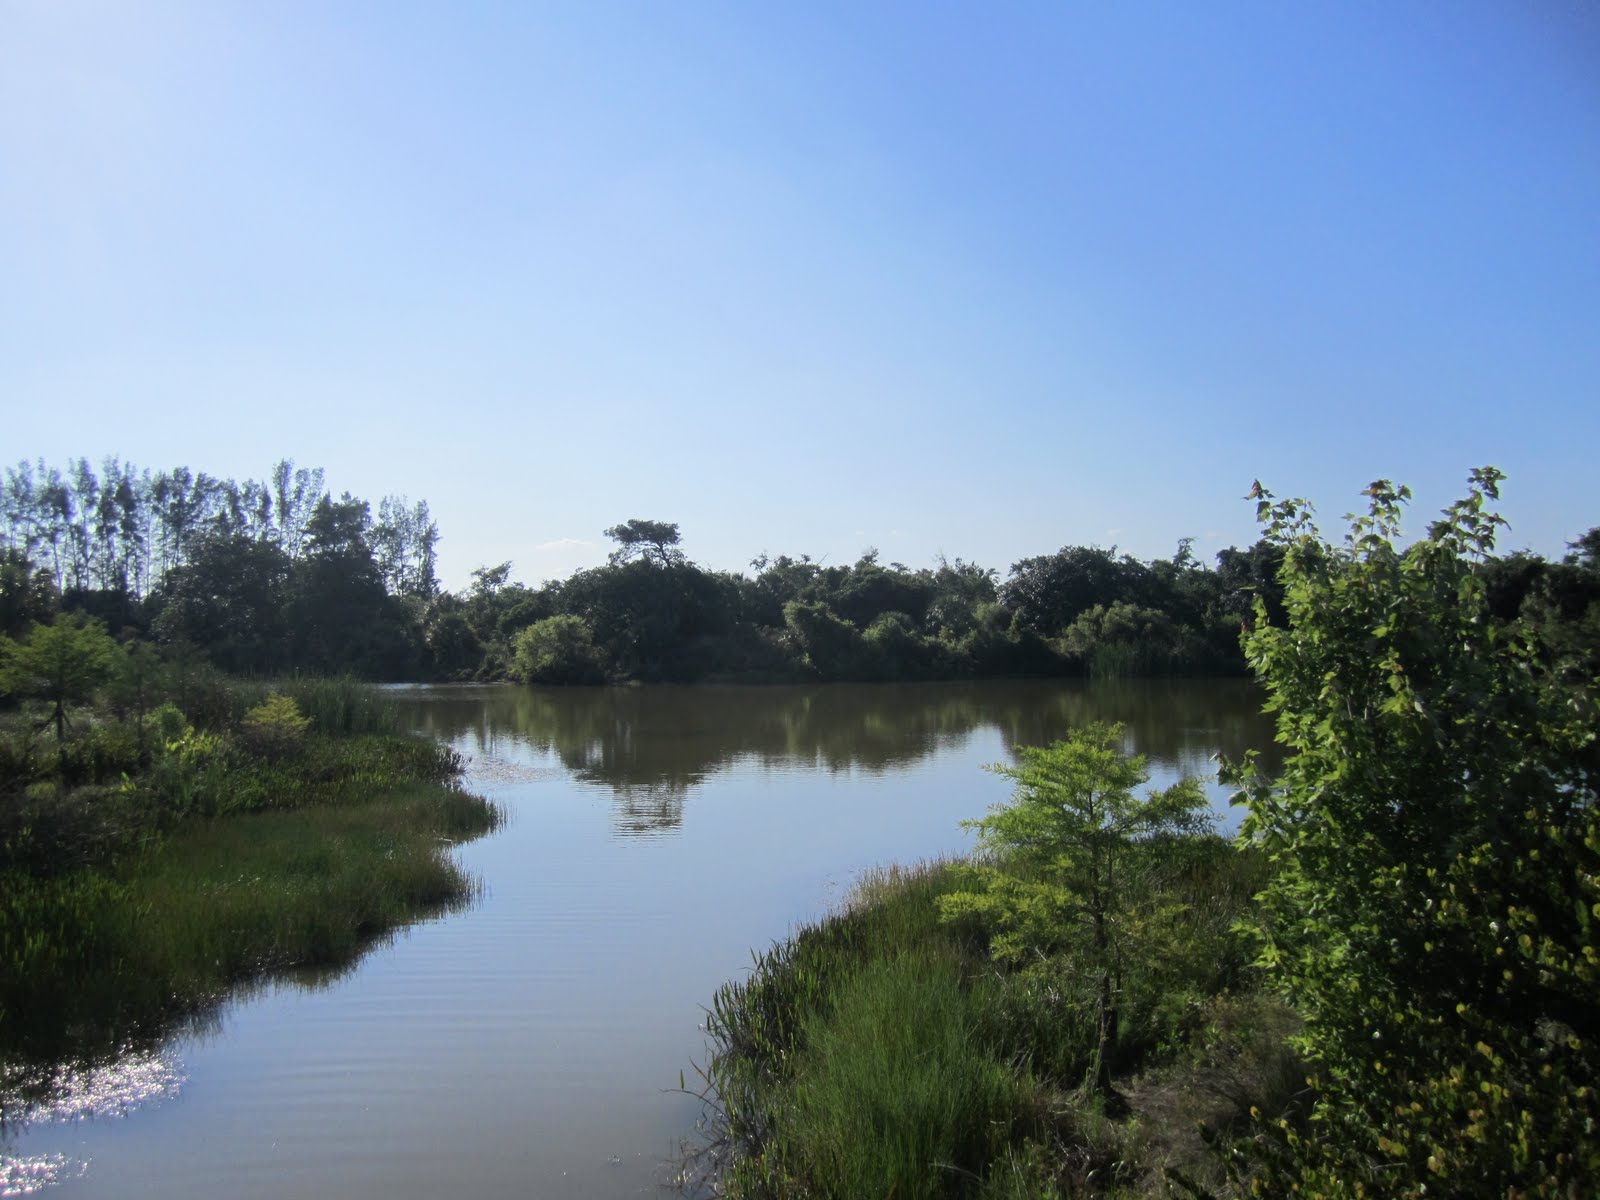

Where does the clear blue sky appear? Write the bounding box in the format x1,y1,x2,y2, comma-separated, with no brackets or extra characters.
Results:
3,2,1596,589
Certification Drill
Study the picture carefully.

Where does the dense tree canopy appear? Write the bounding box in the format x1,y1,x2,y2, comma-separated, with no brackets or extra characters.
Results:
3,456,1594,687
152,533,292,674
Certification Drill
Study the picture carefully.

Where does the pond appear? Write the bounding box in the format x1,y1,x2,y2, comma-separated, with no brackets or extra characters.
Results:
2,679,1274,1198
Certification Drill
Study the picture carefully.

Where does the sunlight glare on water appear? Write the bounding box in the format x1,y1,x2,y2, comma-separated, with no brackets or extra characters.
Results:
1,1050,184,1196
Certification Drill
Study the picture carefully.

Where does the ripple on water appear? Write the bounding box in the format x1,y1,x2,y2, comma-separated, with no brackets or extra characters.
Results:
458,754,564,787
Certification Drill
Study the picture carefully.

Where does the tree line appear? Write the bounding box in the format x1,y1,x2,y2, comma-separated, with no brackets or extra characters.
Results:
2,458,437,600
446,528,1293,684
3,456,1596,685
1,458,437,677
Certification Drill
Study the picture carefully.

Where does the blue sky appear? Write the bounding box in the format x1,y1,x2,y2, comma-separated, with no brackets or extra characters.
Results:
3,2,1596,589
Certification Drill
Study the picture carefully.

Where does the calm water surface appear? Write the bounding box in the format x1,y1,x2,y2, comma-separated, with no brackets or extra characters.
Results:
3,680,1273,1198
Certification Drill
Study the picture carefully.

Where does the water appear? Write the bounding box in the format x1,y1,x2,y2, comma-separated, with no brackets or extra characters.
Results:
2,679,1273,1198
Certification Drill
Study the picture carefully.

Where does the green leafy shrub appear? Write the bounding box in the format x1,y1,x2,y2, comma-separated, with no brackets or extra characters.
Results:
1058,601,1220,678
0,783,135,875
150,701,189,745
52,722,143,787
862,611,952,680
781,599,869,680
142,717,229,818
1228,469,1600,1195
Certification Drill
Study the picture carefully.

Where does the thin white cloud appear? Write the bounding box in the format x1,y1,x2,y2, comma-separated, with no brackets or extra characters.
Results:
533,537,596,552
1105,528,1124,537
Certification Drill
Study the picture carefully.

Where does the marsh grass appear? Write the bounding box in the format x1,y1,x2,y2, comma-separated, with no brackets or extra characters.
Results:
282,677,402,737
1,777,498,1070
0,676,499,1092
783,953,1030,1200
696,861,1036,1199
690,844,1295,1199
153,672,401,738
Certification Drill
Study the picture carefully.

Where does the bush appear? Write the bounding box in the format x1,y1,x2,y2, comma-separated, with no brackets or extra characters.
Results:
1229,470,1600,1195
141,718,229,818
781,600,868,680
862,611,952,680
510,616,605,685
52,722,143,787
1058,601,1219,678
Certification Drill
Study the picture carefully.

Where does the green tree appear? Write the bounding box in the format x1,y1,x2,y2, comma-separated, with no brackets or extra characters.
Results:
0,548,57,638
288,494,415,676
1229,469,1599,1195
107,637,162,749
1000,545,1147,635
469,561,513,598
926,555,999,638
828,549,938,629
603,518,685,568
150,531,291,672
373,494,441,598
511,615,605,685
240,693,312,758
939,723,1209,1098
425,608,484,679
782,598,868,680
1,613,119,740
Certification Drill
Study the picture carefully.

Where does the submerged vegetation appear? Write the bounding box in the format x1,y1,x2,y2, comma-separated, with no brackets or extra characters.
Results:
0,641,499,1098
689,470,1598,1198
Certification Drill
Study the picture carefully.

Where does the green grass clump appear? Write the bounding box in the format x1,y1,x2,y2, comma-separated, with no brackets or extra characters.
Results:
283,677,402,736
700,862,1022,1199
692,846,1298,1199
782,952,1030,1200
704,862,979,1115
0,779,498,1069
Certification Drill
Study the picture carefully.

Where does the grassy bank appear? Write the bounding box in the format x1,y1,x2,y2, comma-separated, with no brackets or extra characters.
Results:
688,849,1304,1199
0,674,500,1092
688,727,1307,1198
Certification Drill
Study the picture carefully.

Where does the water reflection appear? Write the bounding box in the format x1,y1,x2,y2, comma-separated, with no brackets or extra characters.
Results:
0,922,451,1188
398,679,1278,837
